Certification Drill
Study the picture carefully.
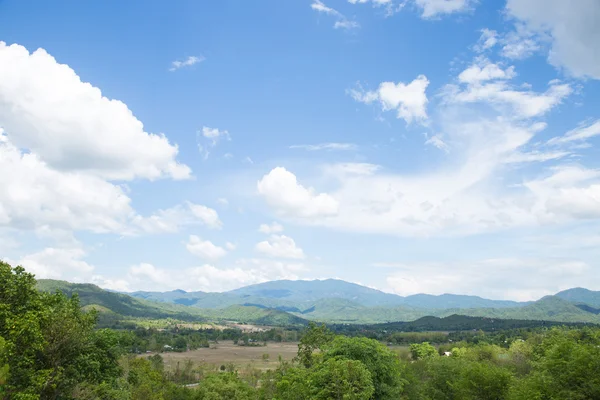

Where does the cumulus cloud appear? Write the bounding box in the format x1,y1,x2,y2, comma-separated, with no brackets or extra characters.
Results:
256,234,305,259
257,167,339,218
169,55,205,71
258,222,284,234
349,75,430,124
13,247,94,280
505,0,600,79
0,42,190,181
186,235,228,260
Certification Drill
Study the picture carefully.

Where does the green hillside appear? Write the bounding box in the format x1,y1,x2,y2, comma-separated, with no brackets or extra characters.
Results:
555,287,600,308
36,279,307,326
439,296,600,323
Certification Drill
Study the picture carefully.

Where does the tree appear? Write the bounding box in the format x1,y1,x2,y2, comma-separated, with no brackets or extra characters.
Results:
322,336,407,399
509,329,600,400
296,322,334,368
0,337,9,397
194,373,256,399
410,342,438,360
309,358,374,400
0,261,122,399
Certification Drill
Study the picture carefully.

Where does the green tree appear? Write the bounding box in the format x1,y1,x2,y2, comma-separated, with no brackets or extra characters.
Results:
453,361,512,400
509,329,600,400
296,322,334,368
195,373,256,399
322,336,407,399
410,342,438,360
0,337,9,396
0,261,122,399
309,358,374,400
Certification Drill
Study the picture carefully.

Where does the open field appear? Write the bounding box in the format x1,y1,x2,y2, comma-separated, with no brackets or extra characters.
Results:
149,340,300,372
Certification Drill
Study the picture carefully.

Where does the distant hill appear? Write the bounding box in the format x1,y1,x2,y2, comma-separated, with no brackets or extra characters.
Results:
555,288,600,308
130,278,531,311
400,293,528,309
37,280,307,326
228,279,407,307
438,296,600,323
40,279,600,325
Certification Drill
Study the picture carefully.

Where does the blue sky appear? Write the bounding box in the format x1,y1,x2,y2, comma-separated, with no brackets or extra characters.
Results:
1,0,600,300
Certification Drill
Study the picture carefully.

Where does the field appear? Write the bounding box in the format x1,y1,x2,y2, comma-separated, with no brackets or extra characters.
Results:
150,340,300,372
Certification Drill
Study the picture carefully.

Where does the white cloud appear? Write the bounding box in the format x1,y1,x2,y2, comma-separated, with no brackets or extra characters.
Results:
225,242,236,251
500,26,541,60
0,42,191,181
474,29,498,52
311,0,360,30
505,0,600,79
257,167,339,218
188,203,223,229
202,126,230,144
457,59,516,84
414,0,474,19
169,55,205,72
90,275,131,292
186,235,227,260
15,247,94,280
290,143,357,151
349,75,429,124
258,222,284,234
324,162,381,176
334,20,361,30
197,126,231,159
256,234,305,259
384,257,595,301
131,202,223,234
445,61,572,119
217,198,229,207
124,260,306,292
425,134,450,153
547,120,600,146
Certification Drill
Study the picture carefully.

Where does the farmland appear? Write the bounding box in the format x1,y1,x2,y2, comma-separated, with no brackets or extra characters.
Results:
149,340,300,372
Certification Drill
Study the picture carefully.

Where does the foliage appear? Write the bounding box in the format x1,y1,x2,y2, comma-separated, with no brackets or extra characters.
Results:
0,261,123,399
410,342,438,360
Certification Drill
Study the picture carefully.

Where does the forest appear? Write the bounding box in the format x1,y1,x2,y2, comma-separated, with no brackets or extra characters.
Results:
2,261,600,399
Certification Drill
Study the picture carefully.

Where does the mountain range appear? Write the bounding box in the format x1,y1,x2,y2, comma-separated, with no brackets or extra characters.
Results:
36,278,600,325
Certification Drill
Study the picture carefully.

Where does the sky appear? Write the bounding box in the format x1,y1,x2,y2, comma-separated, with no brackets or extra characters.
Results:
1,0,600,301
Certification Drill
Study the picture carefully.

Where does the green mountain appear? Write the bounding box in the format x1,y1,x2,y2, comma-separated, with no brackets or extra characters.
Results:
438,296,600,323
228,279,407,307
39,279,600,325
555,287,600,308
130,278,529,310
37,279,204,320
37,280,307,326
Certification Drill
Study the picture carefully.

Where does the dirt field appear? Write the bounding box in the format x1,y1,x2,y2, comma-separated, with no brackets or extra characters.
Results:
153,340,300,372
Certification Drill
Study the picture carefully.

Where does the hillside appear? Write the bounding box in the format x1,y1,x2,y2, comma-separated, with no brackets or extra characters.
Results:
438,296,600,323
130,278,531,310
555,287,600,308
37,279,307,326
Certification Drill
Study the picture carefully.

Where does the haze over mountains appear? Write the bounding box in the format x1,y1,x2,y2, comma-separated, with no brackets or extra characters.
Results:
37,278,600,325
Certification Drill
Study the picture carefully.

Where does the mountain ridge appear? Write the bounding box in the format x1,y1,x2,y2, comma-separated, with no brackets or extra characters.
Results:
37,278,600,325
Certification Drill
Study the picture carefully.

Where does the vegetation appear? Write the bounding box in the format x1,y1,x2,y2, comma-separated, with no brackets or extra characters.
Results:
38,279,600,326
4,262,600,399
